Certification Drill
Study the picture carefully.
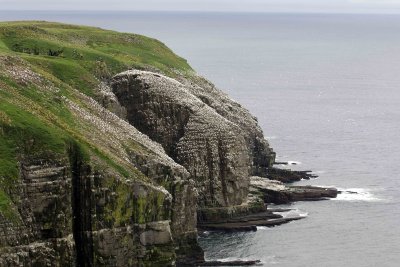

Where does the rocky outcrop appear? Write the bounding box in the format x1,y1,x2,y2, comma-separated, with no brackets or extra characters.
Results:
111,71,276,213
266,167,318,183
250,176,338,204
197,210,303,232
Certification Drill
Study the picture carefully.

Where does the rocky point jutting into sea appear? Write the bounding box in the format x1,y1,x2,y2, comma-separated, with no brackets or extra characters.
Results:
0,21,337,266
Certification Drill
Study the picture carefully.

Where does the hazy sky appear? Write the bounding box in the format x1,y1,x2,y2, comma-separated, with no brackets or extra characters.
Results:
1,0,400,13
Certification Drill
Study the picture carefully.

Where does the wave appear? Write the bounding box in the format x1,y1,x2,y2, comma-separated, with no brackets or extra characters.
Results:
273,209,308,219
334,188,381,202
287,160,301,165
209,257,264,265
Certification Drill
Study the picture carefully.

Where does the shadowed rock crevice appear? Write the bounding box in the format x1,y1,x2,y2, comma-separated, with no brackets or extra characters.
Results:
68,141,94,267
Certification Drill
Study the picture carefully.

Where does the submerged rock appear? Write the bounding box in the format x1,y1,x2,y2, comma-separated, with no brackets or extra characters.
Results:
197,211,304,232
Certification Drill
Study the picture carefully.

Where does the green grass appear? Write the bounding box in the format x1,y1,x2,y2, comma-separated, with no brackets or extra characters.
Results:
0,21,193,218
0,190,16,221
0,98,67,176
0,21,193,84
0,39,8,51
23,56,99,96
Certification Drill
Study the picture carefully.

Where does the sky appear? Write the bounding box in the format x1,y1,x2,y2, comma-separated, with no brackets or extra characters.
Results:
1,0,400,13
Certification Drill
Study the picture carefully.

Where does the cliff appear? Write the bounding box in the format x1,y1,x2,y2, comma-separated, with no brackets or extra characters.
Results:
0,21,334,266
0,21,201,266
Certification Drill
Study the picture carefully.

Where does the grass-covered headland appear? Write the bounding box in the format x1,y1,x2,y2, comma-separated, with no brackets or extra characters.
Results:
0,21,193,219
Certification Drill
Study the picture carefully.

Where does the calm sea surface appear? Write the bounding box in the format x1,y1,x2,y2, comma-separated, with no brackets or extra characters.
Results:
2,11,400,266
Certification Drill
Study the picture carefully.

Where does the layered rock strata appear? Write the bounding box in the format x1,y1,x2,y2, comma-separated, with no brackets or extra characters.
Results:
0,134,201,267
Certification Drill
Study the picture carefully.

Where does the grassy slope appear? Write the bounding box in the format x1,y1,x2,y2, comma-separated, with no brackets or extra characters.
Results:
0,21,193,218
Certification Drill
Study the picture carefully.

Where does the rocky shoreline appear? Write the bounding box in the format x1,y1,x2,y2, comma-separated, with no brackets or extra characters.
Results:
197,175,338,233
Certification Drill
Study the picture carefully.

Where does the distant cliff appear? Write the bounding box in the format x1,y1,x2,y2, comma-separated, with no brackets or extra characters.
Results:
0,21,330,267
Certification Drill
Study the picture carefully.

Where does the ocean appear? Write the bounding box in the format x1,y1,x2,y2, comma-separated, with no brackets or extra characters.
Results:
1,11,400,266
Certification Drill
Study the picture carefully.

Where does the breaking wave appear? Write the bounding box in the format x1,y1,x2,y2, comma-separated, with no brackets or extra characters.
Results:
334,188,381,202
273,209,308,219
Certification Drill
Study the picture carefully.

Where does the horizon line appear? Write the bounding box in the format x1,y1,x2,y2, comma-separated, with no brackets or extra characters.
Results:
1,9,400,15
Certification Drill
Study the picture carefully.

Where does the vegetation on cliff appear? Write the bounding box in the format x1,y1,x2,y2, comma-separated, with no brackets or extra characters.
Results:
0,21,192,217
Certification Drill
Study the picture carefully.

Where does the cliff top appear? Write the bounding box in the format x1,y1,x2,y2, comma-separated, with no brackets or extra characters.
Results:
0,21,193,80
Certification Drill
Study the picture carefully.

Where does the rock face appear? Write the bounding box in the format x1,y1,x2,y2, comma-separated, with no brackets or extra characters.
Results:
111,70,276,211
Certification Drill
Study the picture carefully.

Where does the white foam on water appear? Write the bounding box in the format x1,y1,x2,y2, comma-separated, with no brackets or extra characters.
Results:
334,188,381,202
214,257,263,265
287,160,301,165
256,226,270,230
218,257,242,262
274,209,308,219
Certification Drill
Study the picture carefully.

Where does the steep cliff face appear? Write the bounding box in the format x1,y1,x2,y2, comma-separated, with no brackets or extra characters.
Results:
0,22,203,266
111,71,275,212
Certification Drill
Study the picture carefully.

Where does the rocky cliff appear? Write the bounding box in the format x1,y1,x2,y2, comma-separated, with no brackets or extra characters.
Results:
0,21,203,266
0,21,333,267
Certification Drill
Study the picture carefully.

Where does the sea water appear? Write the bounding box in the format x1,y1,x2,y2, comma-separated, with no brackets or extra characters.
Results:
2,11,400,266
